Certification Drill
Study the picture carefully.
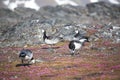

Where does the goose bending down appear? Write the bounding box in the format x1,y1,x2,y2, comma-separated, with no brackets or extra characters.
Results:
69,37,89,55
19,49,35,64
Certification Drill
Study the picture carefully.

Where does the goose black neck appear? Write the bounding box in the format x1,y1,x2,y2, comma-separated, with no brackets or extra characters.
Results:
74,31,80,37
31,57,34,60
43,31,48,40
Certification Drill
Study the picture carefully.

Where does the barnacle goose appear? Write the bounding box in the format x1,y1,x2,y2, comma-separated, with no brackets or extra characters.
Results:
19,49,35,64
42,29,63,48
69,37,89,55
73,30,88,41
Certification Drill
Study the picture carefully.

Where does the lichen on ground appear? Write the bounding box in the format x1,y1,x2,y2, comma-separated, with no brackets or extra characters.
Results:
0,40,120,80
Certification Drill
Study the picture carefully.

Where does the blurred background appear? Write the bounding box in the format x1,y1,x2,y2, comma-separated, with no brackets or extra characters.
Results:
0,0,120,10
0,1,120,79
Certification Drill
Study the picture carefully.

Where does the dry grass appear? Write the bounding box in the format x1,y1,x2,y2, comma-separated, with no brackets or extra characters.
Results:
0,40,120,80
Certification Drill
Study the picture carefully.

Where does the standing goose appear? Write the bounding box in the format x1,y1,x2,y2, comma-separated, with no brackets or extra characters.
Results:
69,37,89,55
19,49,35,64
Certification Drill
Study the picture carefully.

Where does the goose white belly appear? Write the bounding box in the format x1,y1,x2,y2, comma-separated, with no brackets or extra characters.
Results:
25,55,32,60
74,42,82,50
45,38,59,44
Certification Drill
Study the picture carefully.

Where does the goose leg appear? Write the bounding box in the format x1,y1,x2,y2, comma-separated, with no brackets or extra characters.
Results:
21,59,24,64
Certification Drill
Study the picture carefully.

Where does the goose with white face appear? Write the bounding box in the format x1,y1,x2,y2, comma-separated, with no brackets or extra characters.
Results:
69,37,89,55
42,29,63,48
